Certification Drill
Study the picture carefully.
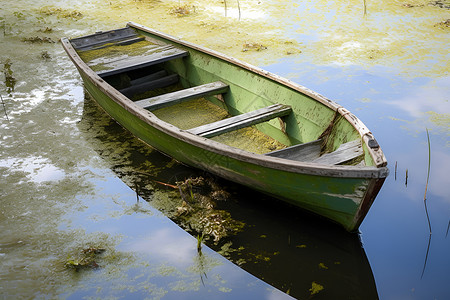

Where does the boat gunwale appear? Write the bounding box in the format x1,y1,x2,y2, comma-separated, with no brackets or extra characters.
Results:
60,28,388,180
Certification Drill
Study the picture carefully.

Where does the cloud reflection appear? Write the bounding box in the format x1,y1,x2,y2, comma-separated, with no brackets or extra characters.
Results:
124,227,197,267
388,76,449,121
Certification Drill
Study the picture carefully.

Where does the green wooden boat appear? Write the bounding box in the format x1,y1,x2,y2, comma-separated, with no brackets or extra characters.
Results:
61,22,388,232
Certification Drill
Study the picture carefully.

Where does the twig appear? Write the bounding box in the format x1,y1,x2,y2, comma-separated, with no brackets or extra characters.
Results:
1,94,9,121
154,180,178,189
133,170,178,189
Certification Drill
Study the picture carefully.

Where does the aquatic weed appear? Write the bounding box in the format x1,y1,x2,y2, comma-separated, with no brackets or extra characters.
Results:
3,59,16,95
22,36,55,43
309,281,324,296
169,4,195,17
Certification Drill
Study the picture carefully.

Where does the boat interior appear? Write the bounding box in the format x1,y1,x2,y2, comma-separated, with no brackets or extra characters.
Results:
71,27,367,166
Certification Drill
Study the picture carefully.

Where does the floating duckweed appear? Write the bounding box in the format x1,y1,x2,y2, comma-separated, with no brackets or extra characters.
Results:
309,281,324,296
38,27,53,33
38,6,83,19
22,36,54,43
242,42,267,52
40,51,51,60
434,19,450,29
169,4,195,17
318,262,328,269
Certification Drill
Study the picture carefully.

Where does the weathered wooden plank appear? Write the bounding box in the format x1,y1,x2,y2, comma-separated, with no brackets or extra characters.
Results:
265,139,322,161
188,104,292,138
96,45,188,78
71,27,138,50
129,70,168,86
135,81,229,111
77,37,146,52
119,74,179,98
313,139,363,165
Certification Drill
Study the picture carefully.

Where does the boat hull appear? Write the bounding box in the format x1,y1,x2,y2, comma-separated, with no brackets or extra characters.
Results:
62,23,388,231
79,71,383,231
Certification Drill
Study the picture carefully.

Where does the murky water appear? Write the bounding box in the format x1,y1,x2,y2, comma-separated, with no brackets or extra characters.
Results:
1,0,449,299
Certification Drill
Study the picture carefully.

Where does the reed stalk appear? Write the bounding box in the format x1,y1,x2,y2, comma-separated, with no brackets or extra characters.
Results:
237,0,241,20
420,129,432,278
223,0,241,20
446,220,449,238
394,161,397,180
423,129,432,234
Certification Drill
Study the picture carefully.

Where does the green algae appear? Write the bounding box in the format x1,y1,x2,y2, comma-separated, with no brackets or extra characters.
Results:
153,97,229,130
309,281,324,296
38,6,83,19
78,39,161,71
211,126,287,154
153,96,287,153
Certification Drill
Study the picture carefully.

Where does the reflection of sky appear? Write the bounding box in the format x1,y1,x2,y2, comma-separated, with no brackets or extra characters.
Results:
0,156,65,183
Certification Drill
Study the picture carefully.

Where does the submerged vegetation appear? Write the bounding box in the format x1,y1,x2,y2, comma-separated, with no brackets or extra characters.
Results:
174,176,245,243
65,247,106,271
2,59,16,95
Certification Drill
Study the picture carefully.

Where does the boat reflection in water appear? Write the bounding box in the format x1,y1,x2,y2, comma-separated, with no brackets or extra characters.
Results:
79,95,379,299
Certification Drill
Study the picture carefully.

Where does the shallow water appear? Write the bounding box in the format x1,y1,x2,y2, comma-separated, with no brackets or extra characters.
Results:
1,0,449,299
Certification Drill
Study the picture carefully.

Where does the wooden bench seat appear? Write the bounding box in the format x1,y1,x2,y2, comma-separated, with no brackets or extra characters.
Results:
119,73,179,98
312,139,363,165
96,44,189,78
135,81,229,111
266,139,363,165
71,27,139,50
265,139,322,161
187,104,292,138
